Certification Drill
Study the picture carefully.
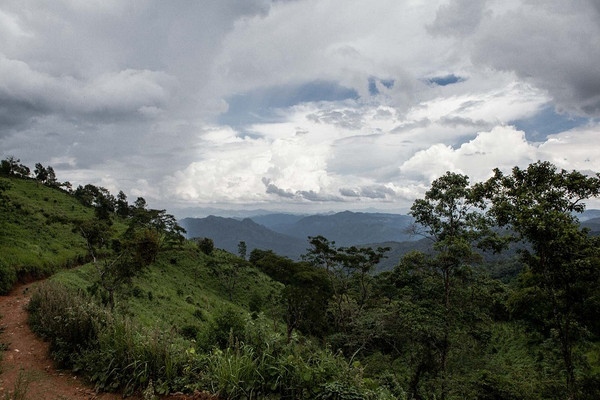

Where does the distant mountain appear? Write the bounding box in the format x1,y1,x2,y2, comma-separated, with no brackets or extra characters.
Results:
180,216,308,259
579,209,600,221
364,239,433,272
582,217,600,235
250,213,307,231
251,211,416,246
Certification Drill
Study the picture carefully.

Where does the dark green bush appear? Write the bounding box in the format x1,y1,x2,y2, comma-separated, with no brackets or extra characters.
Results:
180,324,200,340
315,382,366,400
27,281,107,367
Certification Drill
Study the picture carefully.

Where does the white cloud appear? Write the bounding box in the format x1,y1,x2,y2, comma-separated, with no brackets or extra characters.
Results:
1,0,599,214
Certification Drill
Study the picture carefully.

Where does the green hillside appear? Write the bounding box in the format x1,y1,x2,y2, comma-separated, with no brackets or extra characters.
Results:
52,246,282,330
3,160,600,399
0,176,94,293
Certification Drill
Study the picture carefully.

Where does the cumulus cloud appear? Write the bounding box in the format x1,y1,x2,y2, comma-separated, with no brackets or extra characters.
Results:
438,0,600,117
1,0,598,214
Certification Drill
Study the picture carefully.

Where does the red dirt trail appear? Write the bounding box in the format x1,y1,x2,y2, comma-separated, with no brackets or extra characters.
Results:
0,281,219,400
0,281,135,400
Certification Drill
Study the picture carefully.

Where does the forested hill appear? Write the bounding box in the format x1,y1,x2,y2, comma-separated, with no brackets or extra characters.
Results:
251,210,416,246
180,216,308,259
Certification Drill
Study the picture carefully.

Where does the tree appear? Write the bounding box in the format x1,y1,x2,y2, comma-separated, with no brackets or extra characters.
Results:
303,236,350,330
479,161,600,400
116,190,129,218
208,258,245,302
237,241,247,260
197,237,214,255
46,166,58,187
78,218,159,309
0,156,30,177
283,267,331,342
336,245,389,312
409,171,488,400
34,163,48,183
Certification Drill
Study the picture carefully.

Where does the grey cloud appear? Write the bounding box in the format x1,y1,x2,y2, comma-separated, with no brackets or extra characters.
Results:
439,116,490,129
471,1,600,117
428,0,489,37
306,108,364,130
262,177,344,202
262,177,296,198
390,118,431,134
297,190,344,202
339,188,360,197
339,185,396,199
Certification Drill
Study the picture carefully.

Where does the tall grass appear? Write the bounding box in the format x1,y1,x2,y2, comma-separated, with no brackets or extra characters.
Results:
27,282,389,399
0,176,95,293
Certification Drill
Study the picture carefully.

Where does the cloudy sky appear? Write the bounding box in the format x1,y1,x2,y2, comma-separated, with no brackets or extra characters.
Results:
1,0,599,216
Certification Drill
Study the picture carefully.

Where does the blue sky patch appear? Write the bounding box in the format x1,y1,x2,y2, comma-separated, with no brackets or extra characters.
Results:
511,105,590,141
427,74,464,86
368,77,395,95
219,81,359,127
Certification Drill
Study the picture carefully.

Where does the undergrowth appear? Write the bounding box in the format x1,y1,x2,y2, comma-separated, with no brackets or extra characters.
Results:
27,281,397,399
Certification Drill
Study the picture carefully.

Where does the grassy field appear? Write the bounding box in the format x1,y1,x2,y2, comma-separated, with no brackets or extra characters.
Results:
0,177,96,293
51,246,283,332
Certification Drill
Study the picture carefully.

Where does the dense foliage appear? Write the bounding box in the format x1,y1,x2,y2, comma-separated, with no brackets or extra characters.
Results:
4,157,600,399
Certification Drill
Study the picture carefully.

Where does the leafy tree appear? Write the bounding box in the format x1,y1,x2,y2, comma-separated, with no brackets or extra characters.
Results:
237,241,247,260
208,257,246,302
78,218,159,309
116,190,129,218
133,196,147,210
283,267,331,342
197,237,214,255
303,236,350,330
0,156,30,177
336,245,389,312
409,171,489,400
479,161,600,400
93,187,117,221
252,249,332,340
46,166,58,187
34,163,48,183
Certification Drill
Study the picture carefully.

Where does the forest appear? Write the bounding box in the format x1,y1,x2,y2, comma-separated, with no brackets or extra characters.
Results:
1,157,600,400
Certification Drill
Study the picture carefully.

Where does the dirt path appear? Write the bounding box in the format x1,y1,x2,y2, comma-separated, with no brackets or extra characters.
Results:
0,281,134,400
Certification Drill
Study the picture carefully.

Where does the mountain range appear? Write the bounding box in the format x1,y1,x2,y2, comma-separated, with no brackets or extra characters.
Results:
180,209,600,271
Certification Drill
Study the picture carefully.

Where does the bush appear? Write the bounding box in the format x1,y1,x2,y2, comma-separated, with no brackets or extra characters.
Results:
28,282,200,395
27,282,107,367
198,305,246,350
180,324,200,340
315,382,366,400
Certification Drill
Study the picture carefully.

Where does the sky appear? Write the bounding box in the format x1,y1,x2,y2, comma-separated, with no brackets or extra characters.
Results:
1,0,599,217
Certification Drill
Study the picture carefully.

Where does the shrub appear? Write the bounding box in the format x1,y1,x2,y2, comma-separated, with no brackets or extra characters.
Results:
27,282,107,367
198,305,246,350
315,382,366,400
180,324,200,340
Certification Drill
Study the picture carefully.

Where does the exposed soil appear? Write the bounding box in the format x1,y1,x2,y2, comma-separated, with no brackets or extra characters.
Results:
0,280,221,400
0,281,137,400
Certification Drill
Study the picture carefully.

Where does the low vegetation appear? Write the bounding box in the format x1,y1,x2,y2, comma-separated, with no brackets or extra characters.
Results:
3,157,600,399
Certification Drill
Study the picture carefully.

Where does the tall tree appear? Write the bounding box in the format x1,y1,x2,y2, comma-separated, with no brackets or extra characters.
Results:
34,163,48,183
116,190,129,218
409,171,488,400
479,161,600,400
237,241,247,260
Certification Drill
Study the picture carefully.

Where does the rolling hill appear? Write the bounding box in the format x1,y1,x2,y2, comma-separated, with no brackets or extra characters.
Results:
179,216,309,259
251,210,416,246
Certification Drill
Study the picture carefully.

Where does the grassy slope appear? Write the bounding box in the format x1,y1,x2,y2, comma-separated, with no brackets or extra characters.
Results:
0,177,96,293
52,246,283,331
